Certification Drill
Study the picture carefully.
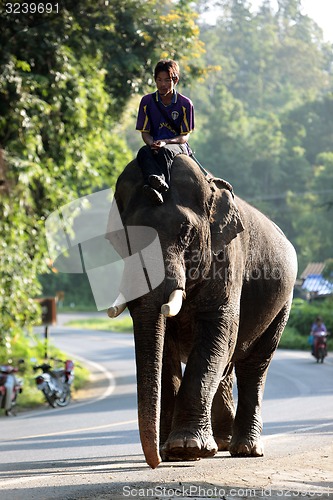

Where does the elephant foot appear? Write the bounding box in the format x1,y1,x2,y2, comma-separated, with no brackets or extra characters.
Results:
161,433,218,462
229,438,264,457
214,436,231,451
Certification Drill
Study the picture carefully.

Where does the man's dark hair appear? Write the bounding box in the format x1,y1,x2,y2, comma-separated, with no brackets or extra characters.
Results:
154,59,180,82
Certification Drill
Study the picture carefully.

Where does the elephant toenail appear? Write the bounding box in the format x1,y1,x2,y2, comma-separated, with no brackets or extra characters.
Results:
186,438,199,449
170,439,185,449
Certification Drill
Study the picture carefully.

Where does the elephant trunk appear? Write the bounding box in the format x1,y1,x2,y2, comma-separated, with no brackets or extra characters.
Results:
133,309,166,468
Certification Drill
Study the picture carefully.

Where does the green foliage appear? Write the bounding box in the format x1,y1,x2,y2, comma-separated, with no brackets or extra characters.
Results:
190,0,333,270
278,325,310,350
0,195,44,351
287,297,333,337
0,329,40,366
0,0,203,346
322,259,333,282
39,273,96,309
281,297,332,351
283,97,333,268
1,0,333,341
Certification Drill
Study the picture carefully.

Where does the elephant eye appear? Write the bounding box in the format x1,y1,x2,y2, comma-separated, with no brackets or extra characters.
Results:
178,223,195,248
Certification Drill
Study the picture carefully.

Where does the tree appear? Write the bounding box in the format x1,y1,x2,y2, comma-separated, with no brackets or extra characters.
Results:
282,97,333,269
190,0,333,267
0,0,204,351
196,0,332,113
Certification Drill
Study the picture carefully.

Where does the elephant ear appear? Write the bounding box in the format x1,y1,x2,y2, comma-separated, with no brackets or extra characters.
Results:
210,189,245,254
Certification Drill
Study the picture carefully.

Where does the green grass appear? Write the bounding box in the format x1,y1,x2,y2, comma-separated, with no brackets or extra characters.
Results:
18,379,45,409
65,316,133,333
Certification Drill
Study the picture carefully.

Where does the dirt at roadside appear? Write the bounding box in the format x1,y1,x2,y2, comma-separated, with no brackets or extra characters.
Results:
64,442,332,500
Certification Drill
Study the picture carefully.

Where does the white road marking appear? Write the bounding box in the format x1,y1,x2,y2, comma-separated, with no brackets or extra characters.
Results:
264,420,333,441
0,418,138,443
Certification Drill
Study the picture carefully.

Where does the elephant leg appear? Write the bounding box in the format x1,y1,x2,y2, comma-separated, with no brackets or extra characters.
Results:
230,302,291,457
161,315,233,461
160,327,182,447
211,364,235,451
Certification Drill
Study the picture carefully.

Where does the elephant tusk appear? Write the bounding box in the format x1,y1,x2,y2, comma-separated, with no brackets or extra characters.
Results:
107,293,127,318
161,289,184,317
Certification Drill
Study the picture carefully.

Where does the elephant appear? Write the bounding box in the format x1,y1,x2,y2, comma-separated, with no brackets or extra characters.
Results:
106,154,298,469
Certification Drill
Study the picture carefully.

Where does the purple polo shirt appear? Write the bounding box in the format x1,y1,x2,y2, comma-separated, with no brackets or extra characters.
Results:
136,90,194,141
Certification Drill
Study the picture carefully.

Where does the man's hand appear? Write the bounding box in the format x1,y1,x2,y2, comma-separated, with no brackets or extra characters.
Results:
151,140,166,150
141,131,190,149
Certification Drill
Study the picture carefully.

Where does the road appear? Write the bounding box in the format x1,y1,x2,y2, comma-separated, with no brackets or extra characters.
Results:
0,321,332,500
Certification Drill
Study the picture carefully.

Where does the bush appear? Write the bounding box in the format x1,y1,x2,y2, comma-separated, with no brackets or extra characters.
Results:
287,297,333,336
278,325,312,350
284,297,333,350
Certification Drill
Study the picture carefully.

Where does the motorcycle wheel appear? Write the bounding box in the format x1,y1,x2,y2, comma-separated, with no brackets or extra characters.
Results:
317,347,325,363
43,391,57,408
55,387,71,407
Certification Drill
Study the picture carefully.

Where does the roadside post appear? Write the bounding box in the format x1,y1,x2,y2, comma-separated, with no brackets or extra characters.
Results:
35,297,57,359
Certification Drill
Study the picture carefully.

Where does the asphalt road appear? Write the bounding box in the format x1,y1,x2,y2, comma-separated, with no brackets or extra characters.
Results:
0,320,332,500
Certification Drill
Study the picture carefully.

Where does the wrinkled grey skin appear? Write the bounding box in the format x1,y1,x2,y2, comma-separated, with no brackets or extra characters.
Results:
107,155,298,469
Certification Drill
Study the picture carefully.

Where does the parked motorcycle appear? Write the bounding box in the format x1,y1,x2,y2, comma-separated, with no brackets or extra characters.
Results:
313,332,328,363
33,358,74,408
0,360,24,416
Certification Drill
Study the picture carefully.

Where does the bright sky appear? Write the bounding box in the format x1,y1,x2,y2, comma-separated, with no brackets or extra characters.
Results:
202,0,333,42
262,0,333,42
301,0,333,42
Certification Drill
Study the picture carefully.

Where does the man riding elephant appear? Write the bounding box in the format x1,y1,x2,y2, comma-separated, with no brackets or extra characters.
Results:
136,59,194,205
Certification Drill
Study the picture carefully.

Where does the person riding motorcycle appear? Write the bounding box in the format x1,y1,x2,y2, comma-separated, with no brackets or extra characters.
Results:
310,316,327,357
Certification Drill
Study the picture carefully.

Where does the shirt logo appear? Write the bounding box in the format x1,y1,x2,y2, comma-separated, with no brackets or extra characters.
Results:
171,111,179,121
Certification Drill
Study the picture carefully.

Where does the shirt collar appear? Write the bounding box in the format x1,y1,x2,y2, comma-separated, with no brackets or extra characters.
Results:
155,90,178,105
